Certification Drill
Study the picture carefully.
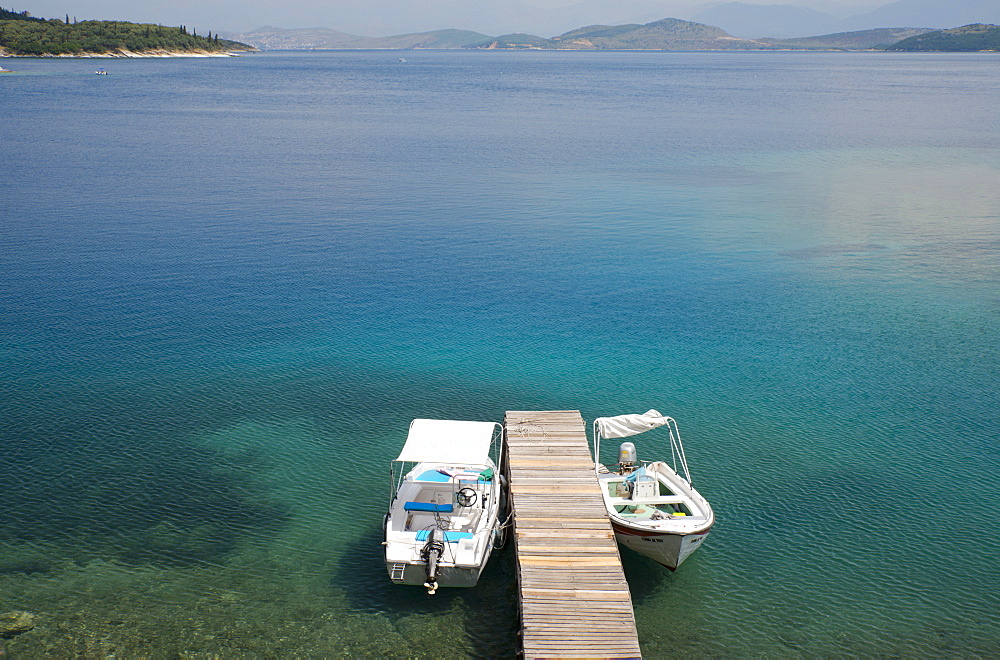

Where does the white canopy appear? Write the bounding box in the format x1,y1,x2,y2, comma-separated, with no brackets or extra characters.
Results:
594,409,668,439
393,419,499,465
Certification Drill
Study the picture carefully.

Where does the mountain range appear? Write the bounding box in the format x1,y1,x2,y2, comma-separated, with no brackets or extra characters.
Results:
221,18,991,52
215,0,999,43
221,0,1000,47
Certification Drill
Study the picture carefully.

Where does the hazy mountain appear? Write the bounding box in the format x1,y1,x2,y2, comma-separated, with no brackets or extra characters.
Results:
24,0,994,39
235,16,762,51
545,0,704,27
220,26,365,49
839,0,1000,31
222,0,1000,51
789,1,885,20
239,0,701,38
692,2,840,38
761,26,932,48
230,21,936,53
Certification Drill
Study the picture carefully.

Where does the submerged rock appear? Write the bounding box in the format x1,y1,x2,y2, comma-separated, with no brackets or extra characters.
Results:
0,611,35,637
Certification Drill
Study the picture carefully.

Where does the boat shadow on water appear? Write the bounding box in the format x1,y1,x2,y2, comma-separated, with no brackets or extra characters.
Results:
0,436,293,571
332,524,520,657
618,545,674,606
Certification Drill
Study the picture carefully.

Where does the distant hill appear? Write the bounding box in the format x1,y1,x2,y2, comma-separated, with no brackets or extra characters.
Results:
761,27,934,49
692,2,840,39
547,18,759,50
884,23,1000,51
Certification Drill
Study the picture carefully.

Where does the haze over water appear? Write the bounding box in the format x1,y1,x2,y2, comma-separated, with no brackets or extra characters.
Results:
2,50,998,656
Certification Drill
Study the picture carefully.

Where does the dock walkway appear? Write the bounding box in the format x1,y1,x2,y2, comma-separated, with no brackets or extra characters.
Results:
504,410,641,659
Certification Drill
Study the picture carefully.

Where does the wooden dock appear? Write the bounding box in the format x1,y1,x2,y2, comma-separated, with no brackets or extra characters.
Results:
504,410,641,659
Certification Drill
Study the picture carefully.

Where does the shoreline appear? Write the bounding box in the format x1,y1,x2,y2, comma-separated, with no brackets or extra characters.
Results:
0,48,255,58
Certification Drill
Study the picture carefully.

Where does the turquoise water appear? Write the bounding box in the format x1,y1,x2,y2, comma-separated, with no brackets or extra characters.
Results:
1,50,998,656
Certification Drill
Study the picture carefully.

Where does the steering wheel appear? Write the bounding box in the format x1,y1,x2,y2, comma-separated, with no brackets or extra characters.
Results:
456,487,478,507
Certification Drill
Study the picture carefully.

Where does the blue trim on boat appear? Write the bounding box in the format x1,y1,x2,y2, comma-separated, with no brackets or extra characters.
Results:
404,501,454,513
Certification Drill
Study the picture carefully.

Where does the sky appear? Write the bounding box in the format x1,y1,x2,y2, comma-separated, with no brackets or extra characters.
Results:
17,0,892,36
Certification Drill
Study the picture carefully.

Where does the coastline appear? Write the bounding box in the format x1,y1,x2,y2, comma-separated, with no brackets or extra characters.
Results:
0,48,255,58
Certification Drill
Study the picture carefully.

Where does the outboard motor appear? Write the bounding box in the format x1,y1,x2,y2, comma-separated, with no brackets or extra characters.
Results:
618,441,637,474
421,528,445,595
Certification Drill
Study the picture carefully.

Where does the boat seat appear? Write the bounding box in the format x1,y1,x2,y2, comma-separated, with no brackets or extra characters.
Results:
414,530,474,543
404,502,454,513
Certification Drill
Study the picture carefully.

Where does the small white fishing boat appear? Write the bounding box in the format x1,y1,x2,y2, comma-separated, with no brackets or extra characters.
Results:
95,68,108,75
592,409,714,570
383,418,506,594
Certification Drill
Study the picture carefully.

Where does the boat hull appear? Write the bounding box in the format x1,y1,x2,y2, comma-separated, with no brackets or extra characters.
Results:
387,563,483,587
385,535,497,587
383,512,501,587
610,519,711,570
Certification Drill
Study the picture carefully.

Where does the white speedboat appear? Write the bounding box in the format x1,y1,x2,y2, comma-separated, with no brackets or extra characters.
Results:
383,418,506,594
592,410,714,570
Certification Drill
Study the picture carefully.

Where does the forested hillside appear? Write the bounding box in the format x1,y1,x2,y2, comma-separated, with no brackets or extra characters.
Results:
886,23,999,51
0,7,251,55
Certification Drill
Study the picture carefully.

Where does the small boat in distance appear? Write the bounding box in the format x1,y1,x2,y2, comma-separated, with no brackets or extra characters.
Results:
592,409,714,570
397,57,406,62
383,418,507,594
95,68,108,75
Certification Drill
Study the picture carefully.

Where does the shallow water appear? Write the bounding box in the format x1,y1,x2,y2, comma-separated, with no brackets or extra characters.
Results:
1,50,998,656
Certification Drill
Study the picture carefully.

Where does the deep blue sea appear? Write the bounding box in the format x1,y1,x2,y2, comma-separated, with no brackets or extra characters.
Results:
1,49,998,657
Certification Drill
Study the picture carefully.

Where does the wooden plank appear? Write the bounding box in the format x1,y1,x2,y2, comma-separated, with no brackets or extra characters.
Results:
518,548,619,557
517,555,622,568
521,588,632,601
509,458,594,467
512,485,601,493
523,640,640,648
523,637,640,644
525,610,628,624
516,530,614,539
505,410,640,660
515,517,610,525
510,475,598,481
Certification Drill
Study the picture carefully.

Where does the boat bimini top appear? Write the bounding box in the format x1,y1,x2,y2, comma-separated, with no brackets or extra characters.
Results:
592,409,693,485
394,419,500,465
